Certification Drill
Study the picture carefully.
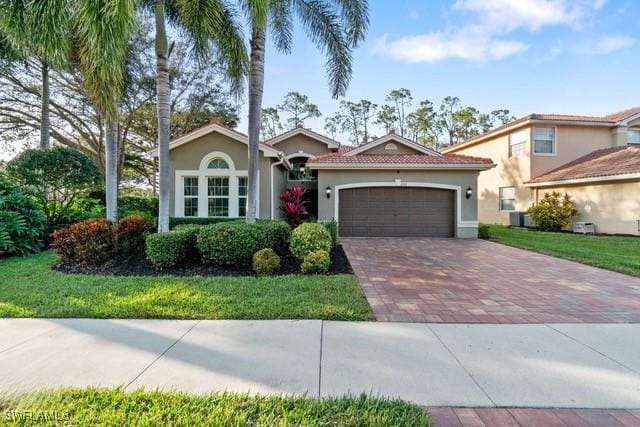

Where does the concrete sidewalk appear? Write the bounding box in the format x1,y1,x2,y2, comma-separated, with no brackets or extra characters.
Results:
1,319,639,408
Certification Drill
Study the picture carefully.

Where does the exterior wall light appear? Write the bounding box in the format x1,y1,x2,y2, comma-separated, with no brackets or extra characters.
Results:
466,187,473,199
325,186,332,199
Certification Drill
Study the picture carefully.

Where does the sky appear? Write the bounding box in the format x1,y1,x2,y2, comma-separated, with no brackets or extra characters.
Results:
244,0,640,137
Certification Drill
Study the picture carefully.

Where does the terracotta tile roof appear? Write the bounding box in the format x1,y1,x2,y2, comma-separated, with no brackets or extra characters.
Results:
307,149,493,165
443,106,640,151
527,145,640,184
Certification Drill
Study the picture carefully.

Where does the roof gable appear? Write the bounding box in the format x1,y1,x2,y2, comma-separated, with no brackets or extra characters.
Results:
344,133,439,157
265,127,340,149
151,120,282,158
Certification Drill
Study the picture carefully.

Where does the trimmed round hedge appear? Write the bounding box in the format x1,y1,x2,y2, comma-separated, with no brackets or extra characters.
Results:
290,223,332,261
301,249,330,274
145,229,198,269
252,248,281,276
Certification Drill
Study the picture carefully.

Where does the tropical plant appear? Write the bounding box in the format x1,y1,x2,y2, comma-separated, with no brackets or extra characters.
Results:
0,174,46,256
242,0,369,224
146,0,248,233
252,247,280,276
301,249,330,274
51,218,117,266
0,0,72,149
290,222,332,261
279,187,308,228
6,147,101,228
527,191,578,232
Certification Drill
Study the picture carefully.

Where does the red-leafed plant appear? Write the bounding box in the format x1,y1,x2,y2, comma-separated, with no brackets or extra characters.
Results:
279,187,309,228
116,215,154,255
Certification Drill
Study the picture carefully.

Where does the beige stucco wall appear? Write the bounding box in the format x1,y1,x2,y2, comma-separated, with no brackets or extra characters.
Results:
530,126,614,178
316,169,480,238
270,134,333,157
536,180,640,235
450,130,532,225
168,131,275,218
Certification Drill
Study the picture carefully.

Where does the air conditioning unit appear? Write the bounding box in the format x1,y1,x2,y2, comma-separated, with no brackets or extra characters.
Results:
573,222,595,234
509,212,525,227
523,214,536,228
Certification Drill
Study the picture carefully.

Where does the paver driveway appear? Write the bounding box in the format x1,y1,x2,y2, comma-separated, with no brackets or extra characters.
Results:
342,238,640,323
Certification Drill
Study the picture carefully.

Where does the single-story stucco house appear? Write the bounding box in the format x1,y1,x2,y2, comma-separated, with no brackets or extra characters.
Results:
155,119,495,238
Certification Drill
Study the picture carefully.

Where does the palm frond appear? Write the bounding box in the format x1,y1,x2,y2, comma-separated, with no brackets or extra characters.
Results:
26,0,72,67
269,0,293,53
332,0,368,47
173,0,248,97
74,0,138,119
292,0,351,98
238,0,269,31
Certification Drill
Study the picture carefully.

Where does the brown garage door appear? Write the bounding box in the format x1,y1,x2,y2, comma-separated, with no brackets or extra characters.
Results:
339,187,455,237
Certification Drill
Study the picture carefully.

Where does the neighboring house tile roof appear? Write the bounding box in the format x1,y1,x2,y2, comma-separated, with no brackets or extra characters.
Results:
442,106,640,153
526,145,640,185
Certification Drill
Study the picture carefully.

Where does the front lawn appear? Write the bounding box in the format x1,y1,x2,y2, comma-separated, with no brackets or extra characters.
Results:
0,388,431,426
0,252,372,320
483,224,640,276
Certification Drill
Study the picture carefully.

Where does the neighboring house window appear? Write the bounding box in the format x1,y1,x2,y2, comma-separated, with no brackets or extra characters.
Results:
533,127,555,155
183,177,199,217
509,130,527,157
238,176,248,217
499,187,516,211
628,129,640,145
208,177,229,217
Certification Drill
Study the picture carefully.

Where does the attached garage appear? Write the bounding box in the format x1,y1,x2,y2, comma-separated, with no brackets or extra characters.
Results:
338,187,455,237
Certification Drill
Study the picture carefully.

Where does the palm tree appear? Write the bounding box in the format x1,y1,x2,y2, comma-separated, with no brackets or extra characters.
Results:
241,0,369,224
147,0,247,232
0,0,72,150
74,0,138,221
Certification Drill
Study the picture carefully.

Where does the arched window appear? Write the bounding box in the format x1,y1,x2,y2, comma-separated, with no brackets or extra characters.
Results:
207,158,229,169
384,142,398,151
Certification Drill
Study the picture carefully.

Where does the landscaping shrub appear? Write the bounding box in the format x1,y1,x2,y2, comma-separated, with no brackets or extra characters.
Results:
145,230,195,269
477,223,490,239
279,187,309,228
51,218,116,266
118,196,158,220
0,174,47,256
252,248,281,276
254,220,291,254
290,222,332,260
527,191,578,232
116,215,154,256
169,217,237,229
197,222,258,266
301,249,330,274
6,147,101,229
319,219,338,246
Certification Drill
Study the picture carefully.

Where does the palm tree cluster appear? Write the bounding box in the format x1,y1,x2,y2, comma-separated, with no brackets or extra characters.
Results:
0,0,369,231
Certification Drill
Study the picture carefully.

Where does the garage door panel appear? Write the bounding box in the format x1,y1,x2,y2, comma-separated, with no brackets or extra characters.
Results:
339,187,455,237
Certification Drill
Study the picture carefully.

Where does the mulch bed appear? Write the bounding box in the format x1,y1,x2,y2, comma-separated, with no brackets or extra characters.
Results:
52,245,353,277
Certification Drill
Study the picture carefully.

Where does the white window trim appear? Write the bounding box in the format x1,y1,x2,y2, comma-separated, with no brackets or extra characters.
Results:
499,186,516,212
532,126,557,157
333,182,478,238
175,151,259,218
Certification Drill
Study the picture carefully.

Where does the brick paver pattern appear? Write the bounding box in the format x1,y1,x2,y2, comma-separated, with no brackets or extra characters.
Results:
342,238,640,323
428,407,640,427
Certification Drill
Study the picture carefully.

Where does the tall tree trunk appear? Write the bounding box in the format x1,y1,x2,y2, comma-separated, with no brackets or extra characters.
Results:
105,119,119,221
155,0,171,232
246,28,266,224
40,62,50,149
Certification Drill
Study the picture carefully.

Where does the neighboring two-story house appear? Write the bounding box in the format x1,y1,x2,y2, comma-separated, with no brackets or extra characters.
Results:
442,107,640,235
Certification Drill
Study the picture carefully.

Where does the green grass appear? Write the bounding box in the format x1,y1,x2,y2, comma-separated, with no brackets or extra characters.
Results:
484,224,640,276
0,388,431,426
0,252,372,320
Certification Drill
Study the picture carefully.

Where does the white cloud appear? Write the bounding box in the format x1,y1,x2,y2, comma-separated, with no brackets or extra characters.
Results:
375,30,528,63
591,35,635,54
376,0,607,63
